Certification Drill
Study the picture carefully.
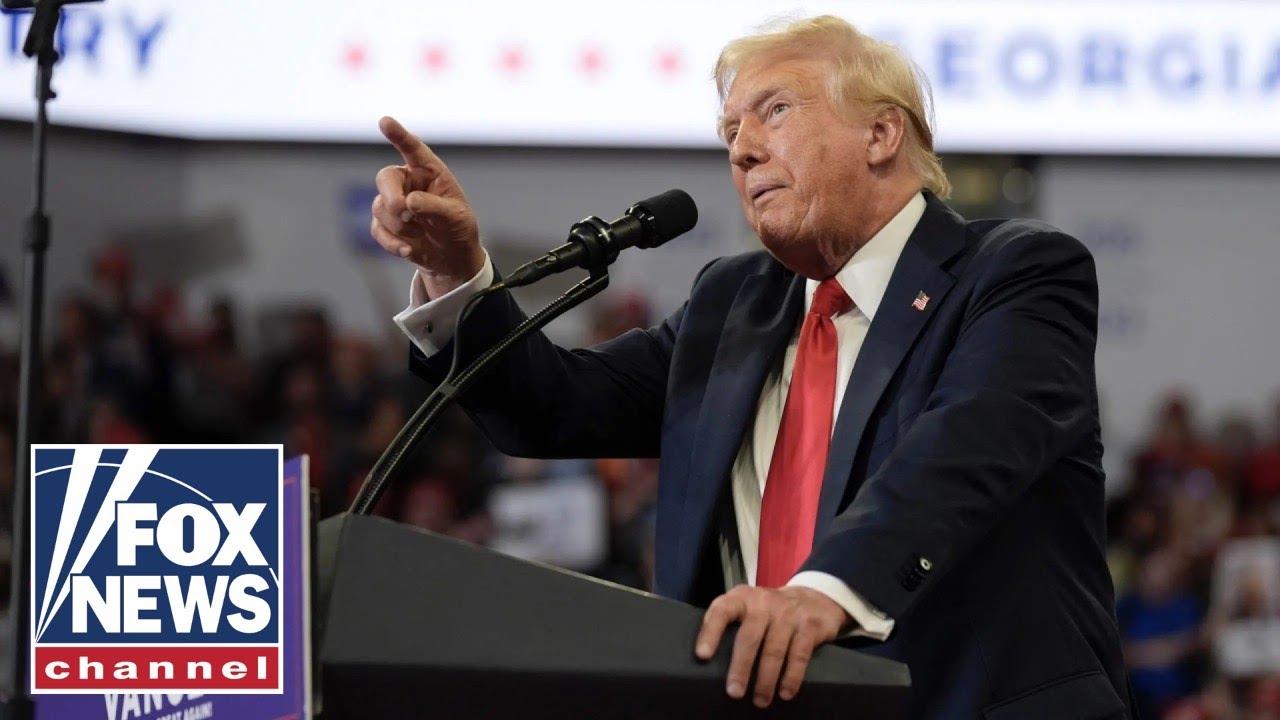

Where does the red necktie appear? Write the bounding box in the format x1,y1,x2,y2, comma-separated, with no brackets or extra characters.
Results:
756,277,852,588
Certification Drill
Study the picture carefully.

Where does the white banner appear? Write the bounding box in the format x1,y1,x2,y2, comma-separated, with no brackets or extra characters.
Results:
2,1,1279,154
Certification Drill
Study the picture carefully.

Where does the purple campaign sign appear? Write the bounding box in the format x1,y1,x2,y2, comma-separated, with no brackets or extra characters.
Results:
35,456,312,720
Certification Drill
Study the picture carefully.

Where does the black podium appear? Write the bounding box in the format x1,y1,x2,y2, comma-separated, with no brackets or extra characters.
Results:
314,513,910,718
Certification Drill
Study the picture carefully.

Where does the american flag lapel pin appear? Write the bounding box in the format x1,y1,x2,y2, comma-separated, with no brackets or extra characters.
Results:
912,291,930,311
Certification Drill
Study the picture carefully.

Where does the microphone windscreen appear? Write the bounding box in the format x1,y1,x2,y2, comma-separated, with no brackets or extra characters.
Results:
631,189,698,246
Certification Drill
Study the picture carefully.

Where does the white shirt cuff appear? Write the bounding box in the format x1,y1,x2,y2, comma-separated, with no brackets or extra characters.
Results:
392,252,495,357
788,571,895,641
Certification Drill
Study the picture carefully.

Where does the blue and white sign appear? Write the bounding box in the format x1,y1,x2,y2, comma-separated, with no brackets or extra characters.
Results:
1,1,1278,155
30,445,284,695
34,453,313,720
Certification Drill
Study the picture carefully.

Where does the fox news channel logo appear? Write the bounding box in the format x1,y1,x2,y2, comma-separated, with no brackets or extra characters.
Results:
30,445,284,694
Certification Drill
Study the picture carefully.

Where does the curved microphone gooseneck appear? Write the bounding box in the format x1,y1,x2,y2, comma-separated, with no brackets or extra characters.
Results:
349,272,609,515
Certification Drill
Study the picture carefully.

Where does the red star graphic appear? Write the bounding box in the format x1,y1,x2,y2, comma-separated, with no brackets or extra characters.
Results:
579,47,605,76
656,47,682,79
422,45,448,73
343,43,368,72
500,46,526,75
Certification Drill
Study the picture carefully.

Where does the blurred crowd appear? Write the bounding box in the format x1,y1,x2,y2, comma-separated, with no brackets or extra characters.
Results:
0,244,658,594
1109,394,1280,720
0,243,1278,719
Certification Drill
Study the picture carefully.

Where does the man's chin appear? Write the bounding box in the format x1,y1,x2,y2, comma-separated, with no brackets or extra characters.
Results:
756,221,801,256
756,232,811,273
753,202,807,244
754,224,839,278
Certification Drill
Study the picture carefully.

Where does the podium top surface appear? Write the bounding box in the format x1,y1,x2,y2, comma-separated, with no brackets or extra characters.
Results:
317,513,910,719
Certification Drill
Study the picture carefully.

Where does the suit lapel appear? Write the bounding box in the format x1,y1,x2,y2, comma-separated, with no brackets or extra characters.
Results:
813,194,969,541
677,266,804,568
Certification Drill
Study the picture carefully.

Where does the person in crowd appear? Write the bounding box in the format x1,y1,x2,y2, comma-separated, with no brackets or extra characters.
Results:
1208,533,1280,681
1246,398,1280,508
1218,415,1260,494
176,296,256,443
1117,548,1204,718
1131,394,1229,508
85,243,179,439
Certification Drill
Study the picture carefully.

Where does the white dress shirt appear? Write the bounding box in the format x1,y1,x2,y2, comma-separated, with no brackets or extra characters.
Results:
394,192,927,641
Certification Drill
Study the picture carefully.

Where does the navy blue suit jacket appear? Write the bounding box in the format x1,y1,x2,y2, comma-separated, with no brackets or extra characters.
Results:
411,192,1132,720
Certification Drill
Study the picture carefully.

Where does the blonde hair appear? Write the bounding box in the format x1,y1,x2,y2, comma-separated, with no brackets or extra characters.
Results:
715,15,951,199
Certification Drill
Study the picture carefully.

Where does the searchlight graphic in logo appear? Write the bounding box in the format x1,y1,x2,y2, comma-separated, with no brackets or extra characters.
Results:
30,445,283,694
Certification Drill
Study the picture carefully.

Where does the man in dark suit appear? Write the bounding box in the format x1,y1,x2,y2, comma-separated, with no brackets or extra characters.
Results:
370,15,1131,720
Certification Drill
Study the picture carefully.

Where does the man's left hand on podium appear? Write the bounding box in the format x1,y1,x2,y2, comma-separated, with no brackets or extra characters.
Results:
695,585,852,709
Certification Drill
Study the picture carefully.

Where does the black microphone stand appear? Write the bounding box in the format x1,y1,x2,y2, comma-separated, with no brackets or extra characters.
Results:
349,267,611,516
3,2,100,716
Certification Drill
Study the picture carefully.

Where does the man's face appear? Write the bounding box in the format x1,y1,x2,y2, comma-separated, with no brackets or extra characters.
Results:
721,54,870,272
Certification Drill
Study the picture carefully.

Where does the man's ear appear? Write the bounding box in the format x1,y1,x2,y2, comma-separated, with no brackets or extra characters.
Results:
866,106,908,168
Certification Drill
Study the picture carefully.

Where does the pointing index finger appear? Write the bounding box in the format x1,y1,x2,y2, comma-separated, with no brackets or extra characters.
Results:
379,115,442,170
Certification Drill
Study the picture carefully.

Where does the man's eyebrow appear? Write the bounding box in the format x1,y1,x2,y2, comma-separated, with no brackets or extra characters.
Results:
718,86,786,138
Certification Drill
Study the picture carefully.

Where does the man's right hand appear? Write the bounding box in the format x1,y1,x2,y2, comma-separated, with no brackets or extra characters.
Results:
372,116,486,299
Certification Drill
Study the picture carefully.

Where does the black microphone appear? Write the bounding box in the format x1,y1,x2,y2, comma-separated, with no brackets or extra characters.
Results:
503,189,698,289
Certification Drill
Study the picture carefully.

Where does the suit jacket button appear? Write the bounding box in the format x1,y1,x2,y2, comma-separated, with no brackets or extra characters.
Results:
919,557,933,573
